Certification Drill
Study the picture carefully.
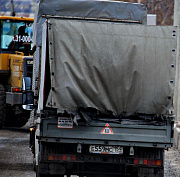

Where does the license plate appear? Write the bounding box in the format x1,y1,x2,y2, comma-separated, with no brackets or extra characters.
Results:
89,145,123,154
57,117,73,129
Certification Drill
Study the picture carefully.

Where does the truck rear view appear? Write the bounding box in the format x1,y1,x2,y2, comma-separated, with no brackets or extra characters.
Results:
31,0,176,176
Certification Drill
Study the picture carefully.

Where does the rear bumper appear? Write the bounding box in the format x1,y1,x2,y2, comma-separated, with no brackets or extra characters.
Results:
38,158,164,176
6,92,22,105
37,142,164,176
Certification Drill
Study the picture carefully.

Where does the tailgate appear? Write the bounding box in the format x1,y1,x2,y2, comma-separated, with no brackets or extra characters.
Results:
39,117,173,148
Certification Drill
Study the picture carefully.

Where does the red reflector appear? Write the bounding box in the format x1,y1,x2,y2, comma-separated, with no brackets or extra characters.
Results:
63,155,66,161
144,159,148,165
152,160,156,165
71,155,76,161
54,156,58,160
147,159,152,165
147,159,156,165
12,88,20,92
134,159,139,164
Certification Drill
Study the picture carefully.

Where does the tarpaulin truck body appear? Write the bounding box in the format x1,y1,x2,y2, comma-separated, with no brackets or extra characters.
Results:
31,0,176,177
47,19,176,116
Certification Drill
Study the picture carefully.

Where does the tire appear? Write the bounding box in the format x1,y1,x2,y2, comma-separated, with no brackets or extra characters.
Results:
4,105,30,127
0,84,6,128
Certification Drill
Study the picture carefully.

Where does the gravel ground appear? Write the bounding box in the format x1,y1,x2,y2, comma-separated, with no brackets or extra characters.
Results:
164,148,180,177
0,128,35,177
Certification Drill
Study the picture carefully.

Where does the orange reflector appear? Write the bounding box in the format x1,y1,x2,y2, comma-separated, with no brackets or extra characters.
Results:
156,160,162,166
48,155,53,160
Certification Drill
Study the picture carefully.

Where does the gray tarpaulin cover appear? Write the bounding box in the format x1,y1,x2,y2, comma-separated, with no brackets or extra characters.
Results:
47,18,176,116
33,0,147,47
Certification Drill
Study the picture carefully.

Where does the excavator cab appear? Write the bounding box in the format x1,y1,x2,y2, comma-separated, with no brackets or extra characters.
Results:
0,16,34,128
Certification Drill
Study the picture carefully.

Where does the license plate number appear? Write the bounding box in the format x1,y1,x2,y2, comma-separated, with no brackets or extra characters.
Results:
89,145,123,154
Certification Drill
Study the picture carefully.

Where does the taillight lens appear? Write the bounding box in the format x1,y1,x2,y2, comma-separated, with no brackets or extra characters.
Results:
144,159,148,165
12,87,21,92
156,160,162,166
134,158,139,164
48,154,76,161
134,158,162,166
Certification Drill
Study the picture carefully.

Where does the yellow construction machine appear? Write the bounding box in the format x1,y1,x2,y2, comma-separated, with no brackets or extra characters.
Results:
0,16,34,127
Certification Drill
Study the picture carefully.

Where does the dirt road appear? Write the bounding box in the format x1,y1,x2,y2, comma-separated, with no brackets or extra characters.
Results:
165,148,180,177
0,125,35,177
0,123,180,177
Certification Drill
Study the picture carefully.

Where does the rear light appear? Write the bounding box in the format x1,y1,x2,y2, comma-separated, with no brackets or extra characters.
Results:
134,158,162,166
12,87,21,92
134,158,139,164
63,155,66,161
144,159,148,165
147,159,156,166
30,127,35,131
54,156,59,160
48,154,76,161
156,160,162,166
71,155,76,161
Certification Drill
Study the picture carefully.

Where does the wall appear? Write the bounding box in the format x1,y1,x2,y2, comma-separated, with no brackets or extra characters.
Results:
118,0,174,25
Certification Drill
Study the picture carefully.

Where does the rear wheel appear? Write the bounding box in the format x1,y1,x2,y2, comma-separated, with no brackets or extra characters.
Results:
0,84,6,128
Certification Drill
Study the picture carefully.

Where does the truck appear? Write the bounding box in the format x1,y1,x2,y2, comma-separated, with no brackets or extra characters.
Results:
30,0,176,176
0,16,34,127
